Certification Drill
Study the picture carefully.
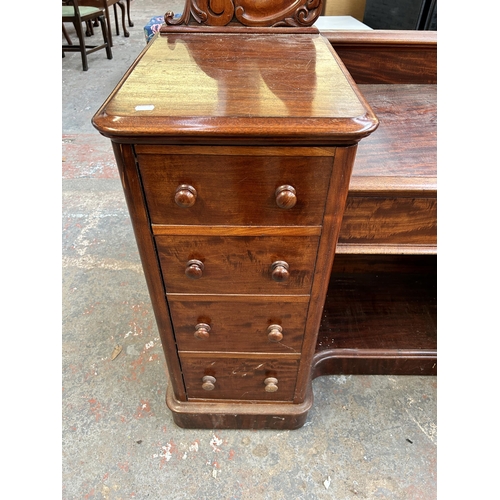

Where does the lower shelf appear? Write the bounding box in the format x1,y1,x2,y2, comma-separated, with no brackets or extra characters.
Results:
313,254,437,376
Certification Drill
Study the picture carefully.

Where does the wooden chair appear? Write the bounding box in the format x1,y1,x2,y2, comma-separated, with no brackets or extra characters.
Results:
80,0,133,47
62,0,112,71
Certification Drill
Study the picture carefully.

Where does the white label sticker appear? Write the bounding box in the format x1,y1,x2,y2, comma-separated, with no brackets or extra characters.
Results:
135,105,155,111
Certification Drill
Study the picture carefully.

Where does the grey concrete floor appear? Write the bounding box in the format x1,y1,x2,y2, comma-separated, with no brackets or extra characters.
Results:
62,2,437,498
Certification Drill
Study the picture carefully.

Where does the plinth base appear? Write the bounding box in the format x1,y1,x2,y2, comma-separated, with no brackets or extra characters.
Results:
166,383,314,430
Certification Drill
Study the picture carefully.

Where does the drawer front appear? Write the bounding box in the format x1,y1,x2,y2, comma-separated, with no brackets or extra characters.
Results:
181,355,300,401
339,196,437,245
137,153,333,226
156,235,320,294
170,296,308,353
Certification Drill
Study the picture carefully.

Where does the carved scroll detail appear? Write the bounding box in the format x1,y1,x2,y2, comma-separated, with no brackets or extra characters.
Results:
164,0,322,27
272,0,322,27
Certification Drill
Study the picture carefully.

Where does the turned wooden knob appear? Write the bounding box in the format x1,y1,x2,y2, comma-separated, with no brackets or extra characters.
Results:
175,184,197,208
185,259,204,279
194,323,211,340
271,261,289,282
267,324,283,342
264,377,279,393
202,375,216,391
275,185,297,209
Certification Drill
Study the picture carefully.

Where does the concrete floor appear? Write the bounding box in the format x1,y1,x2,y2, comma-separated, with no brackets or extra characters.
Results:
62,2,437,498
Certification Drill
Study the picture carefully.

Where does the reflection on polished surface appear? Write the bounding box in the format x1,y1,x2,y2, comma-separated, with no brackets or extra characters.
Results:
106,33,365,119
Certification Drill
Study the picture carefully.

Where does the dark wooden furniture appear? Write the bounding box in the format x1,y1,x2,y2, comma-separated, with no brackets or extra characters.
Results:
163,0,323,27
80,0,133,47
62,0,113,71
318,30,437,376
92,5,436,429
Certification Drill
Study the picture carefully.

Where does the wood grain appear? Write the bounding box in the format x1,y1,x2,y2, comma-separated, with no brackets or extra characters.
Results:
340,84,437,249
312,254,436,376
91,29,435,429
319,267,436,350
152,225,322,237
163,0,323,27
180,355,300,401
325,30,437,84
348,176,437,195
110,143,187,401
136,149,333,226
166,381,313,429
155,234,320,294
135,145,337,156
336,244,437,255
338,196,437,245
312,351,437,377
168,295,308,353
352,85,436,179
92,33,378,144
293,145,358,402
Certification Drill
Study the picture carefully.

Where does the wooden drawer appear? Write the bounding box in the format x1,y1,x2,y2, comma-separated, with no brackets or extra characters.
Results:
339,196,437,246
156,234,320,294
136,151,333,226
180,355,300,401
170,295,308,353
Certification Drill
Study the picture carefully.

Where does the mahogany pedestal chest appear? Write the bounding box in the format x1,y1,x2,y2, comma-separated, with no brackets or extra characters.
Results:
93,25,436,430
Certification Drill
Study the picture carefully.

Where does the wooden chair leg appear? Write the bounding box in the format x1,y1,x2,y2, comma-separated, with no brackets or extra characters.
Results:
116,1,129,37
73,17,88,71
103,6,113,47
98,14,113,60
126,0,133,27
112,3,120,35
62,24,72,44
84,20,94,36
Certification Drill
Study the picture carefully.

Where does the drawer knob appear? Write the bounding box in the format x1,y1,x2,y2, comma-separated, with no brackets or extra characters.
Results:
271,261,289,282
194,323,211,340
264,377,279,393
202,375,216,391
185,259,204,279
275,185,297,209
267,324,283,342
175,184,197,208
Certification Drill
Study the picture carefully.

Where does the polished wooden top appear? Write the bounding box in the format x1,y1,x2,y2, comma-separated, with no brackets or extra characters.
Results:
354,84,436,180
92,33,378,145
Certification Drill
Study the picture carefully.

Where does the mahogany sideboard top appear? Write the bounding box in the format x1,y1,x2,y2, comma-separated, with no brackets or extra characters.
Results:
93,31,378,144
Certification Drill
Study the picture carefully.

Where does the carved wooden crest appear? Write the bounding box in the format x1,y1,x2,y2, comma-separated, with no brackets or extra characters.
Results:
164,0,323,28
